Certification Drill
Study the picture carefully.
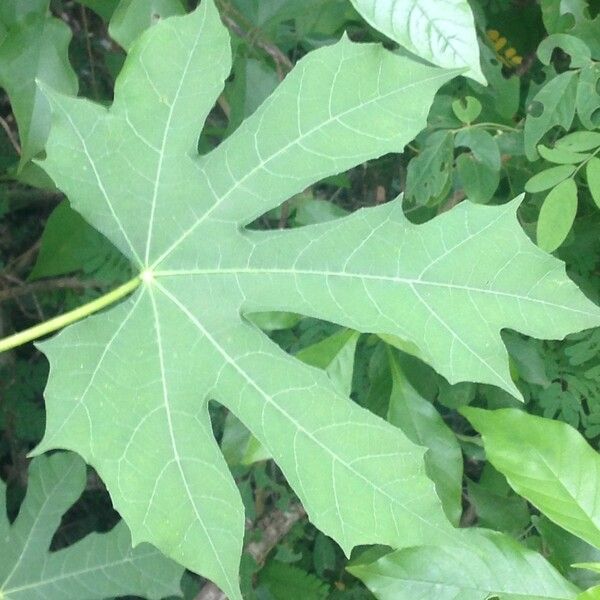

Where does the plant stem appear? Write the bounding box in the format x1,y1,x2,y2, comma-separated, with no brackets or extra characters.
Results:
0,275,141,354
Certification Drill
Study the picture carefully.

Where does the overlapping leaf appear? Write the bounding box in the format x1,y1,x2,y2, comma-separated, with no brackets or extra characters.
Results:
349,0,485,83
0,452,183,600
0,0,77,167
35,1,600,596
463,408,600,550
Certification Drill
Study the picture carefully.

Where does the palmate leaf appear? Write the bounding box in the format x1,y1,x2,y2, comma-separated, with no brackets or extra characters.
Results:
33,2,600,596
0,452,183,600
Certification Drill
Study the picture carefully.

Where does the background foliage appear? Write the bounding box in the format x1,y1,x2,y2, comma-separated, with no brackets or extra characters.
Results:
1,0,600,598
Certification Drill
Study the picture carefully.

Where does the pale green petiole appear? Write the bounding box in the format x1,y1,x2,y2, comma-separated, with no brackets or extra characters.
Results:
0,275,141,353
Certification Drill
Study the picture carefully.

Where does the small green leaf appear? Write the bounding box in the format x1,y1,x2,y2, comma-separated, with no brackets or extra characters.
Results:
462,408,600,551
452,96,482,124
525,165,576,193
109,0,185,51
538,144,591,164
349,528,579,599
349,0,484,83
405,130,454,205
556,131,600,152
0,452,184,599
524,71,578,160
537,178,578,252
586,157,600,209
537,33,592,68
456,153,500,203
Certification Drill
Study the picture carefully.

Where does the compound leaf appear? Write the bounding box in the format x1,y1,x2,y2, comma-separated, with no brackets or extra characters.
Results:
0,452,183,600
34,2,600,596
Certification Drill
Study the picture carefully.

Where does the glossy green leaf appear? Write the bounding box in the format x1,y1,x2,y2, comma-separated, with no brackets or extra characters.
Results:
0,452,183,600
556,132,600,152
349,528,579,599
387,351,463,525
538,144,591,164
524,71,578,160
452,96,482,124
537,178,578,252
35,2,600,595
349,0,485,83
109,0,185,51
587,157,600,209
525,165,576,194
0,0,77,167
462,408,600,551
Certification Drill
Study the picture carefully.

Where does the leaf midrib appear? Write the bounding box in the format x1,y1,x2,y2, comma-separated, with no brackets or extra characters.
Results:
152,267,597,318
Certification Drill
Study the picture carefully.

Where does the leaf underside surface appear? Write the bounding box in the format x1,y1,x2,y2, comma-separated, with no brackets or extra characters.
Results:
35,2,600,596
0,452,183,600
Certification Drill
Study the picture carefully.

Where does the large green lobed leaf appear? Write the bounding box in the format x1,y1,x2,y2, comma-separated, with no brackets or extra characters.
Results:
34,1,600,595
0,452,183,600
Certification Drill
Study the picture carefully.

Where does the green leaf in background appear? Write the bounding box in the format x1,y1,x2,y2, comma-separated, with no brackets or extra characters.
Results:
77,0,120,21
556,132,600,152
387,350,463,525
535,516,600,590
540,0,600,59
0,452,183,600
538,144,591,165
109,0,185,51
587,157,600,209
405,130,454,205
455,128,501,203
537,178,578,252
452,96,482,124
462,408,600,551
349,0,485,83
537,33,592,69
577,586,600,600
468,462,531,534
524,71,578,160
257,561,329,600
576,64,600,129
525,165,576,194
0,0,77,167
349,528,579,599
35,1,600,594
29,199,128,282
